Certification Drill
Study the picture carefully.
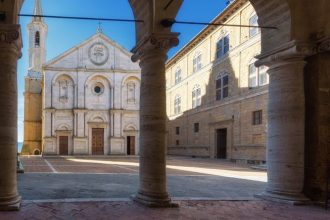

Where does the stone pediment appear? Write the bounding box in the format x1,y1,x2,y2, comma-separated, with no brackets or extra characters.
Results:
44,33,139,71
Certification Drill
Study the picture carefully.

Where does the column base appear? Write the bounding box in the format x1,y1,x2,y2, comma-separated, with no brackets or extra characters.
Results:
0,195,21,211
133,191,178,208
256,190,310,205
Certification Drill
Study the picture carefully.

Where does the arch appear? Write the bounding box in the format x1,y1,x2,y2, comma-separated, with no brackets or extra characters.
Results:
33,149,41,155
56,123,71,131
85,74,112,89
52,73,75,85
122,75,141,86
90,115,106,123
125,123,138,131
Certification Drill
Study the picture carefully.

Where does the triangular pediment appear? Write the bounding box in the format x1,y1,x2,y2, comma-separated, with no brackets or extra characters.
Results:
44,33,139,71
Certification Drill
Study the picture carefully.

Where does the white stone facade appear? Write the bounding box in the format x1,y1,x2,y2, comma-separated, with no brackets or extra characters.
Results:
42,33,141,155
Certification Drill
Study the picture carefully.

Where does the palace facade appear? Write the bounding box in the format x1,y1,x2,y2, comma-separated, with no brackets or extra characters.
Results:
166,1,268,164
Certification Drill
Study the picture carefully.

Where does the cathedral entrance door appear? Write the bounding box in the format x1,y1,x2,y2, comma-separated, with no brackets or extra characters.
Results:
92,128,104,155
59,136,69,155
127,136,135,155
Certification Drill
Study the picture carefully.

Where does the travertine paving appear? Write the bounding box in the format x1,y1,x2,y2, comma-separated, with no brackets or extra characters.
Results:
1,200,329,220
18,156,266,201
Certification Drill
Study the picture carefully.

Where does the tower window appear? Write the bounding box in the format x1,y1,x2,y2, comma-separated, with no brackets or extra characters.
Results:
35,31,40,47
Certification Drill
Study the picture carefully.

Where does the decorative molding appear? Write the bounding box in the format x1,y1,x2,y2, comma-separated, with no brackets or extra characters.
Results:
131,33,179,62
0,24,22,52
255,40,316,67
318,37,330,52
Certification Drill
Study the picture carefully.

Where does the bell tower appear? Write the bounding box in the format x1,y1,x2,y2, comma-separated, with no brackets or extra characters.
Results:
22,0,47,155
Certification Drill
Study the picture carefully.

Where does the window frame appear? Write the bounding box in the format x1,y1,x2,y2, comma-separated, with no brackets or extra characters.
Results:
216,73,229,101
248,60,269,88
175,126,180,135
175,67,182,85
174,95,182,115
192,85,202,108
249,13,259,38
193,52,202,73
216,35,230,59
252,110,263,125
194,123,199,133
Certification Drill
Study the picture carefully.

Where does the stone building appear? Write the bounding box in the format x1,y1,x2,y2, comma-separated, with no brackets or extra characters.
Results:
166,1,268,164
22,0,141,156
1,0,329,211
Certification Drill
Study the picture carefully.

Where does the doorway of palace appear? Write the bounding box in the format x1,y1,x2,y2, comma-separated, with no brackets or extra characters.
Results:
127,136,135,155
216,128,227,159
59,136,69,156
92,128,104,155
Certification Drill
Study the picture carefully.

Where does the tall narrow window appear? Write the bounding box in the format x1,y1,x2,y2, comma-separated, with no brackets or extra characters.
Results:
258,65,268,86
249,59,269,88
127,82,136,102
193,52,202,73
175,67,182,84
35,31,40,47
216,35,230,59
174,95,182,115
216,74,229,101
249,63,258,88
192,85,202,108
249,14,259,38
252,110,262,125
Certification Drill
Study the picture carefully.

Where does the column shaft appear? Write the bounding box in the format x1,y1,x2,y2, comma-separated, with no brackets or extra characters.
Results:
132,33,179,207
0,24,22,211
263,59,309,203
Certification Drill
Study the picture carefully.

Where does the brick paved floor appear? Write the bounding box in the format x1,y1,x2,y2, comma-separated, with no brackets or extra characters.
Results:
1,200,329,220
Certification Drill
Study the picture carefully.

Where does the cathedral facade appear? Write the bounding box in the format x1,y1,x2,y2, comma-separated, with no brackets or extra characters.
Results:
22,0,141,156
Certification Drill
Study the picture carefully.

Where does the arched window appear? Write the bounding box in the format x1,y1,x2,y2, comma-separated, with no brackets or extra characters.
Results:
174,95,182,115
216,73,229,100
175,67,182,84
216,35,230,59
35,31,40,47
249,13,259,38
248,59,269,88
193,52,202,73
127,82,136,102
192,85,201,108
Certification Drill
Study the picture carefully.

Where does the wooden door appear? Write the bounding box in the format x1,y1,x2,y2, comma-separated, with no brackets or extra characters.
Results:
216,129,227,159
92,128,104,155
59,136,68,155
127,136,135,155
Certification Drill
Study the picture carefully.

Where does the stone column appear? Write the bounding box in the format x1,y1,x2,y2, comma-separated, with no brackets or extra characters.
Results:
257,42,312,204
131,33,179,207
0,24,22,211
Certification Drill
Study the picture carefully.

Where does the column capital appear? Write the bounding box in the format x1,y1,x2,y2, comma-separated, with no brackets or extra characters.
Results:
0,24,22,55
317,37,330,52
255,40,316,67
131,32,179,62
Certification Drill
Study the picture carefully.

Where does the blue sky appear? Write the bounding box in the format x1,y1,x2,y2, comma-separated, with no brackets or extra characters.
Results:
17,0,227,142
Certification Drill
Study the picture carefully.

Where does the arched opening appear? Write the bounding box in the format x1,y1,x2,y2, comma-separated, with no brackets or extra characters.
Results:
35,31,40,47
33,149,40,155
1,0,328,213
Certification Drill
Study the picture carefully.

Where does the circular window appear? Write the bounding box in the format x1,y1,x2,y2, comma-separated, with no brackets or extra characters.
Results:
94,86,102,94
92,83,104,95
